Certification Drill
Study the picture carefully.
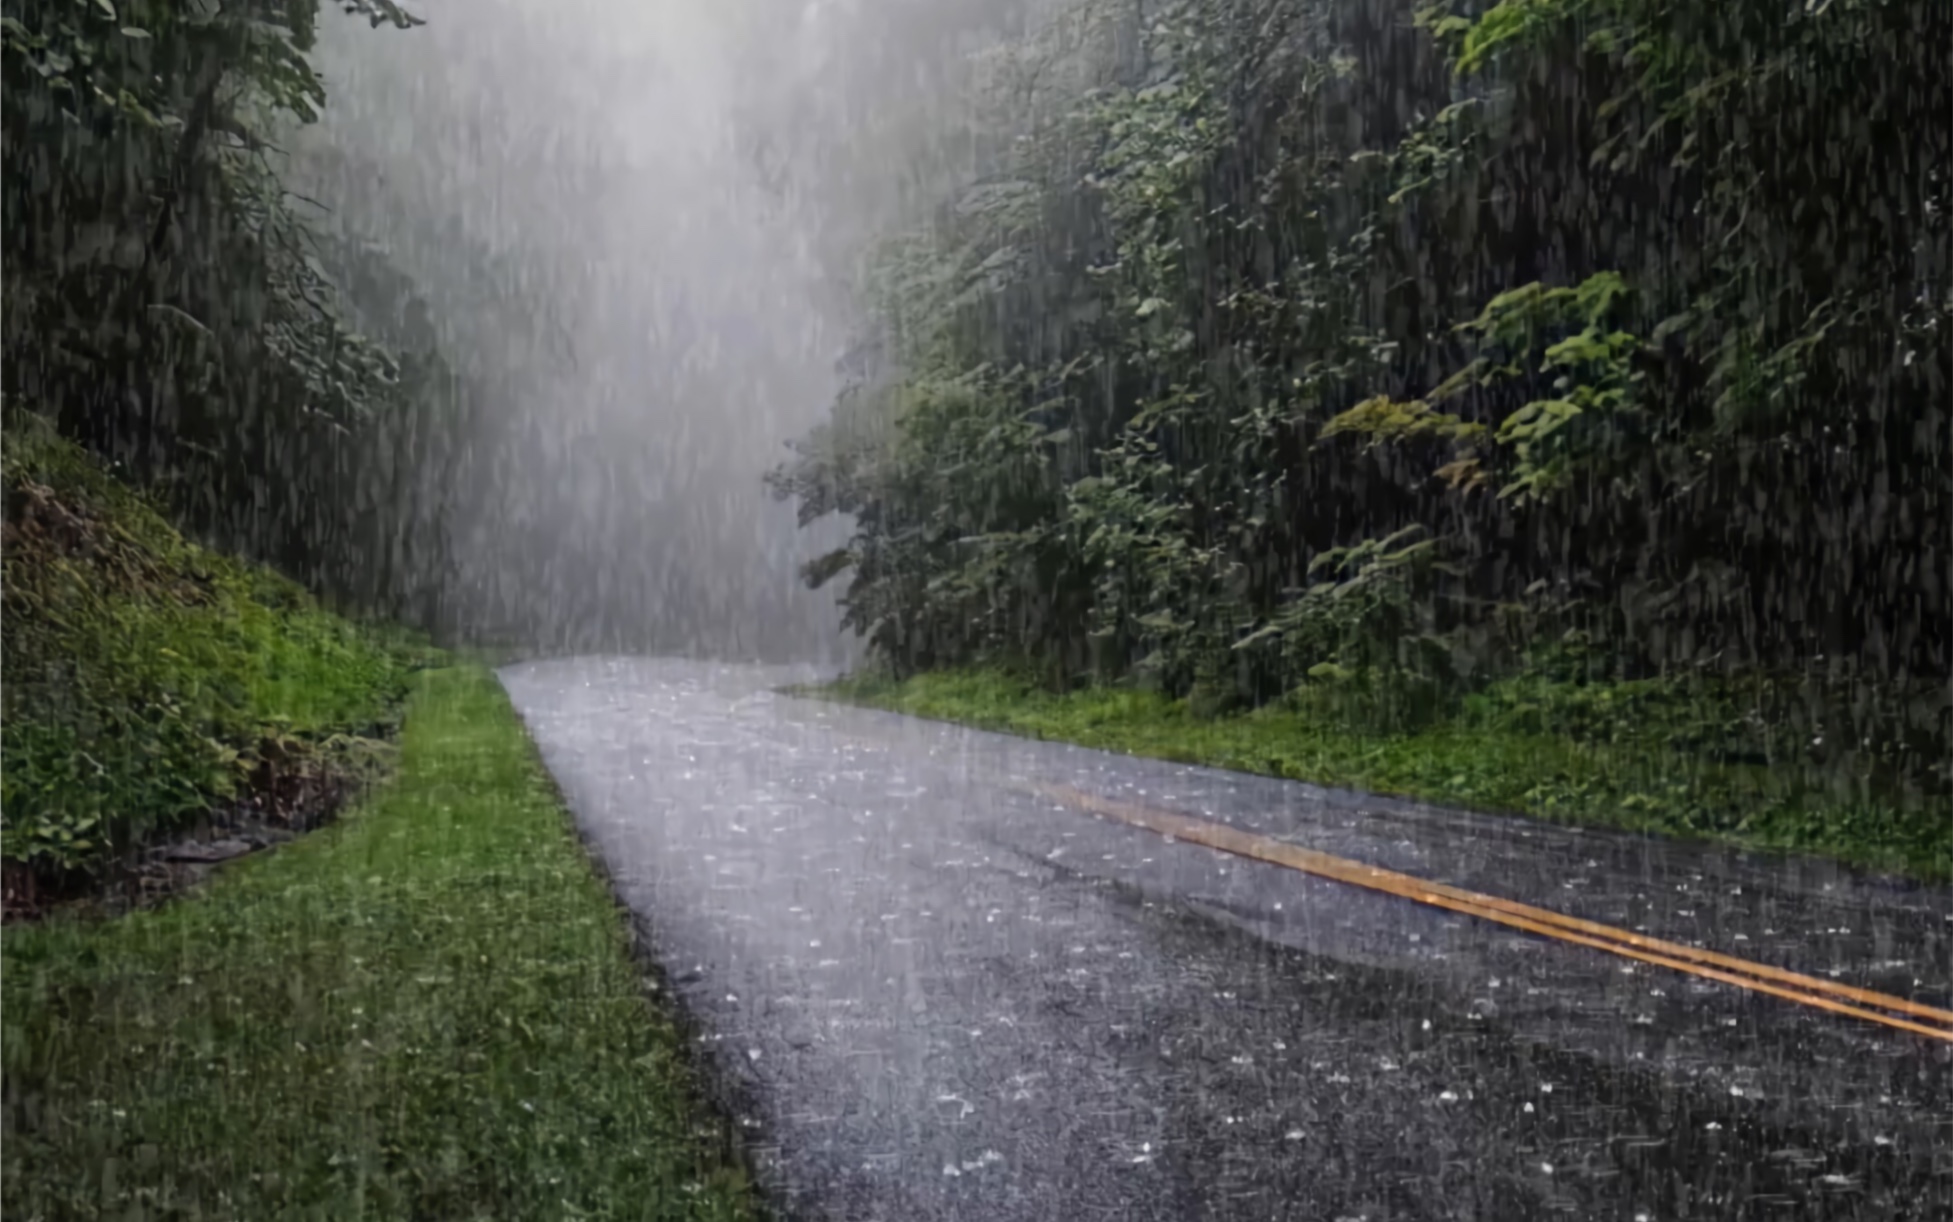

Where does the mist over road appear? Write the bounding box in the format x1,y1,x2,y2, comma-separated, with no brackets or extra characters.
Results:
500,656,1953,1221
295,0,1022,661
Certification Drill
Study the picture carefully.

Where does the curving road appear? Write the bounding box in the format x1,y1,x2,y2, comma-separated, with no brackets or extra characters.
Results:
498,656,1953,1221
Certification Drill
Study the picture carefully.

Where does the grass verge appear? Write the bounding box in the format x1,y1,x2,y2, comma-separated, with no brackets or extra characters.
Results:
1,665,761,1221
807,668,1951,881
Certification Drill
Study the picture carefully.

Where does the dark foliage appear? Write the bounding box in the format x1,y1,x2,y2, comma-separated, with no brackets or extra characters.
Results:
773,0,1952,804
2,0,454,621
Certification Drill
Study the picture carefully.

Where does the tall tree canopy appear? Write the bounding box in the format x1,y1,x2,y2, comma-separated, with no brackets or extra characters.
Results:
3,0,455,618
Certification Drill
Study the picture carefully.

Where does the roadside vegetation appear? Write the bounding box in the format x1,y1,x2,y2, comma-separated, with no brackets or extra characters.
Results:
771,0,1951,871
813,666,1951,880
2,666,761,1220
2,416,424,898
2,402,757,1222
3,2,761,1213
3,0,465,895
1,367,757,1221
0,423,753,1210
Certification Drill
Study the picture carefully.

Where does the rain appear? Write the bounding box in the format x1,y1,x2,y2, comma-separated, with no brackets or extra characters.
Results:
2,0,1949,1219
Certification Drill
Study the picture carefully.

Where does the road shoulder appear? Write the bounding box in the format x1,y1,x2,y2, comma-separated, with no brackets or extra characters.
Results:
803,667,1952,881
1,665,762,1221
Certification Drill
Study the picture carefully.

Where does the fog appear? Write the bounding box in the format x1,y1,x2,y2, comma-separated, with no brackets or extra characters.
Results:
290,0,1026,662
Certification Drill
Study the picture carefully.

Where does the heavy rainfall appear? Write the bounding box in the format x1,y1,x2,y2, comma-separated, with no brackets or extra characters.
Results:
1,0,1948,1219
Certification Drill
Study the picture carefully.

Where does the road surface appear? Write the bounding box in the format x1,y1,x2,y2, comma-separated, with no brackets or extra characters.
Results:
497,656,1953,1221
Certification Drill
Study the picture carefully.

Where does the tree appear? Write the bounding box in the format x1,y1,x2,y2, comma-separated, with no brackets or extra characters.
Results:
2,0,451,615
773,0,1951,792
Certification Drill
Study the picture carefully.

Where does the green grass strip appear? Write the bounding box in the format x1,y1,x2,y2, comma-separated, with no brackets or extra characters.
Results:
2,665,761,1221
807,668,1951,881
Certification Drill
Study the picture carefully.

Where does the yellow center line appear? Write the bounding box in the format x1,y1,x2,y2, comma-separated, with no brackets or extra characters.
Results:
1031,783,1953,1044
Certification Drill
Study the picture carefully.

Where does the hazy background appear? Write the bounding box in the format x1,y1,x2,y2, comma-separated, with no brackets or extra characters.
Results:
289,0,1032,662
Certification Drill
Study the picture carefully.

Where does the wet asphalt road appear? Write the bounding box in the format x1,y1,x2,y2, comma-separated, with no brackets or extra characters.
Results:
497,657,1953,1221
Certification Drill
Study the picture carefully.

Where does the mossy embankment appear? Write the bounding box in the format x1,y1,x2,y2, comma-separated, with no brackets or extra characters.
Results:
2,416,425,888
804,666,1952,881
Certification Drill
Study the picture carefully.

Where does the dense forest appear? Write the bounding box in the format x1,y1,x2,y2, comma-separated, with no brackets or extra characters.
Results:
5,0,1948,863
2,0,465,619
1,0,459,878
772,0,1952,815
